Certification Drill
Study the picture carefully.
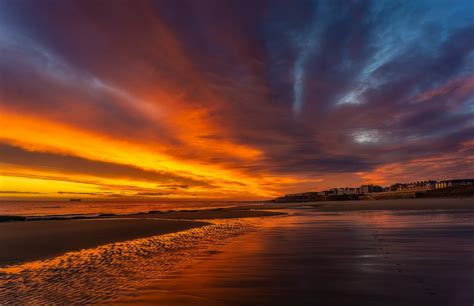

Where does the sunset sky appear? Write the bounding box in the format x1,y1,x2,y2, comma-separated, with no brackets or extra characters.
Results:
1,0,473,200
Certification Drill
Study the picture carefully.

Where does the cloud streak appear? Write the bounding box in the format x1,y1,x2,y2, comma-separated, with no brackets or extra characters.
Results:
1,0,473,199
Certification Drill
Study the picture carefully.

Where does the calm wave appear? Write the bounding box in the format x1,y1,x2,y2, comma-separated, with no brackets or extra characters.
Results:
0,200,250,217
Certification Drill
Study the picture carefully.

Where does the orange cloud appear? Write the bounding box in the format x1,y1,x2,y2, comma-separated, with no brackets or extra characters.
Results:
0,109,282,199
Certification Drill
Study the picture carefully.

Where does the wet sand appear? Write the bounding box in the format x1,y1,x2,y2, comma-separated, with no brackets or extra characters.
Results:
308,198,474,211
0,218,209,266
0,209,283,266
0,200,473,304
115,209,474,306
0,219,255,303
238,198,474,211
127,209,286,220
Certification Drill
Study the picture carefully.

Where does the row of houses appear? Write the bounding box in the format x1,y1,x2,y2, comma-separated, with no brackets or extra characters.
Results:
318,184,384,196
391,179,474,191
435,179,474,189
317,179,474,196
389,180,436,191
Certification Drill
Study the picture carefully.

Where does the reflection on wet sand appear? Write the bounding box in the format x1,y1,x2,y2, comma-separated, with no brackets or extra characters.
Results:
0,209,473,305
0,221,252,304
115,210,474,306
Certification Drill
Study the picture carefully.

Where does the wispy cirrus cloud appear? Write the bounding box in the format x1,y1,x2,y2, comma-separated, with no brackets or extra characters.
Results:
1,0,473,198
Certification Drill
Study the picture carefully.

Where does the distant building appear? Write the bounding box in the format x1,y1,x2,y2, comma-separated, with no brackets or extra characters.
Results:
348,188,361,195
360,184,383,194
436,179,474,189
426,181,437,189
313,178,473,197
328,187,361,195
275,178,473,203
390,180,436,191
390,183,402,191
316,187,363,196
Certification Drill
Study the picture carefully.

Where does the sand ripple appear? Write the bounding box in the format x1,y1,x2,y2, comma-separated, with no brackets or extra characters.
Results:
0,220,253,304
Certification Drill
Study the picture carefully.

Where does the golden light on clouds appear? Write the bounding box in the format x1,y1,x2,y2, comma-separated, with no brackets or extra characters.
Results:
1,0,473,200
0,110,286,199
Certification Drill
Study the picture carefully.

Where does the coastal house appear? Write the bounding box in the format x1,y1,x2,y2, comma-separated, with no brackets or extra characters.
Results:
360,184,383,194
348,188,361,195
390,180,436,191
337,188,347,195
390,183,402,191
436,179,474,189
333,187,361,195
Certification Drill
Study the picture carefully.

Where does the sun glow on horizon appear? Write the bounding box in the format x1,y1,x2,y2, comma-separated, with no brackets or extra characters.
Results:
0,110,286,200
1,0,473,200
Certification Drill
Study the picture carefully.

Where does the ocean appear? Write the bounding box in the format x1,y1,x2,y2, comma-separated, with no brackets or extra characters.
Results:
0,200,249,217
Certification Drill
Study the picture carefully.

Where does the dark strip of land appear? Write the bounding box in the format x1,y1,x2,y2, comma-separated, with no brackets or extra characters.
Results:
126,209,286,220
271,185,474,203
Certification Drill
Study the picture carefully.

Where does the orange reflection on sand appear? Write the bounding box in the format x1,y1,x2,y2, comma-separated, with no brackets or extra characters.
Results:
0,220,252,304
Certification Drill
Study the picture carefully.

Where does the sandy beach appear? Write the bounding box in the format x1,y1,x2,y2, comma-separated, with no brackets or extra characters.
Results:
0,199,473,304
126,208,287,220
114,207,474,306
0,209,284,266
308,198,474,211
0,199,472,266
0,218,209,266
237,197,474,211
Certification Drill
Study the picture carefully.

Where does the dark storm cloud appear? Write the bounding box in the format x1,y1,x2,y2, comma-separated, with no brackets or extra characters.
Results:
207,0,474,176
1,0,473,188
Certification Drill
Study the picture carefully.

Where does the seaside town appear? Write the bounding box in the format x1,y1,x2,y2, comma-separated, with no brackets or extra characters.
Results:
273,178,474,202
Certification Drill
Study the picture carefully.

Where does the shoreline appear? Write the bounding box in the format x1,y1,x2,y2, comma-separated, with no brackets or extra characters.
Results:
113,208,474,306
236,197,474,211
1,198,473,267
0,208,285,223
1,200,473,304
0,209,286,266
1,197,474,223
